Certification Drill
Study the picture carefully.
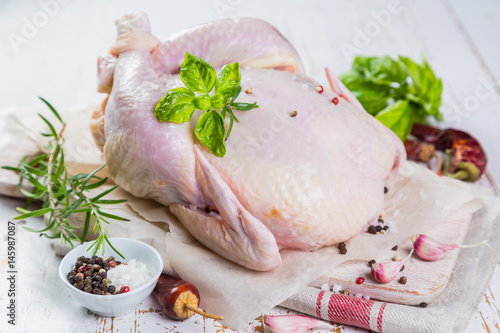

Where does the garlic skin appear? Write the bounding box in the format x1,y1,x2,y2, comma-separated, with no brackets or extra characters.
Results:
411,234,458,261
263,314,331,333
371,249,413,283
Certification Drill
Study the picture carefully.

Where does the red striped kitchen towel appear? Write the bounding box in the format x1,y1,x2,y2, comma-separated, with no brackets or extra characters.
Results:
280,287,449,332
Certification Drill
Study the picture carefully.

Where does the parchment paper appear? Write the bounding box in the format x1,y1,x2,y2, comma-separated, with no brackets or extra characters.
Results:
0,106,485,329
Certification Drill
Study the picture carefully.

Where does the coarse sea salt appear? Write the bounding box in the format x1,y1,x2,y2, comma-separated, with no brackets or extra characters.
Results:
107,259,151,290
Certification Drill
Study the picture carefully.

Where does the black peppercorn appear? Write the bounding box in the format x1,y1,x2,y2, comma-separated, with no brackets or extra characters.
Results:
92,281,100,288
368,226,377,234
375,225,382,232
399,276,407,284
75,261,84,269
68,275,76,284
89,259,96,265
77,256,88,263
93,275,103,283
96,257,104,265
338,242,347,254
103,263,110,270
392,245,398,251
67,271,76,278
418,302,428,308
400,265,405,272
84,271,93,278
99,270,107,279
83,285,93,293
108,285,116,294
383,225,389,231
384,186,388,194
76,281,85,290
99,283,108,292
93,265,102,271
92,288,101,295
84,277,92,286
368,259,376,267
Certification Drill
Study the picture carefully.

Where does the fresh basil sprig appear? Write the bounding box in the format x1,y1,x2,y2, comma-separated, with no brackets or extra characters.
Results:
340,55,443,141
155,52,258,157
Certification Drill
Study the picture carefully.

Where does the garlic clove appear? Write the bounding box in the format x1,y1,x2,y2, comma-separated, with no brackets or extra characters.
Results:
371,249,413,283
411,234,492,267
411,234,458,261
263,314,332,333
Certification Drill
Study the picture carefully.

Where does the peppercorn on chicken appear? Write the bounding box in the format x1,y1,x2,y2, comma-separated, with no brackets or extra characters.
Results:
91,13,405,271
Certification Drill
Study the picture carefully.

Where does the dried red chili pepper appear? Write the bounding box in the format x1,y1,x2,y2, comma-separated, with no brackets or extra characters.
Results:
153,273,223,321
405,124,487,181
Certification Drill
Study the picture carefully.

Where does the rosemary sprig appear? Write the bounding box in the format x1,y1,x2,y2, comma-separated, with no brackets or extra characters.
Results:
1,97,128,258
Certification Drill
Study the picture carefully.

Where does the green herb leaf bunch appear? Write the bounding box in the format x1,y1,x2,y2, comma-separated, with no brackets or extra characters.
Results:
155,52,258,157
1,98,127,258
340,55,443,141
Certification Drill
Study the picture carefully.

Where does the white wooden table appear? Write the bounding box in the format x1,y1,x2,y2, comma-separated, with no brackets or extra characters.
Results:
1,0,500,332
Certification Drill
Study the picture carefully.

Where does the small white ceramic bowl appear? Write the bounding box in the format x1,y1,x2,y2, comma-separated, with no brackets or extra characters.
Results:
59,238,163,316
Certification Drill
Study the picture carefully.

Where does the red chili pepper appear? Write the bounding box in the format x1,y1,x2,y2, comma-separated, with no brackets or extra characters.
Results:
406,124,487,181
153,274,223,321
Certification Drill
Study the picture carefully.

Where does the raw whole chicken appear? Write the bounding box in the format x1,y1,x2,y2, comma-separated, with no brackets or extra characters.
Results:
91,13,405,271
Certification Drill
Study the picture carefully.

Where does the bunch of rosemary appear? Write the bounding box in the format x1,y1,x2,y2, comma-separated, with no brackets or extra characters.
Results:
2,97,127,258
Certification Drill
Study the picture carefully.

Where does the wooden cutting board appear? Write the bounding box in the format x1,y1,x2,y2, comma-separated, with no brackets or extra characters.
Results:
310,209,470,305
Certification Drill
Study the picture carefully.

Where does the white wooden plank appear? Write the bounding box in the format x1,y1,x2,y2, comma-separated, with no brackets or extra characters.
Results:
448,0,500,88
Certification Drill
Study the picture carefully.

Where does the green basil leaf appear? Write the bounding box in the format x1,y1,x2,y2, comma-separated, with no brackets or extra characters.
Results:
155,87,196,123
194,95,212,111
398,56,443,120
225,106,239,123
215,63,241,98
195,110,226,157
180,52,217,94
225,109,235,141
353,55,407,86
375,100,413,141
211,93,227,110
340,71,392,115
231,85,242,102
230,102,259,111
221,106,227,120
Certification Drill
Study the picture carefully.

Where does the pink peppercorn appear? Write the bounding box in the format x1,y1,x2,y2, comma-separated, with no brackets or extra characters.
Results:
356,277,365,284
